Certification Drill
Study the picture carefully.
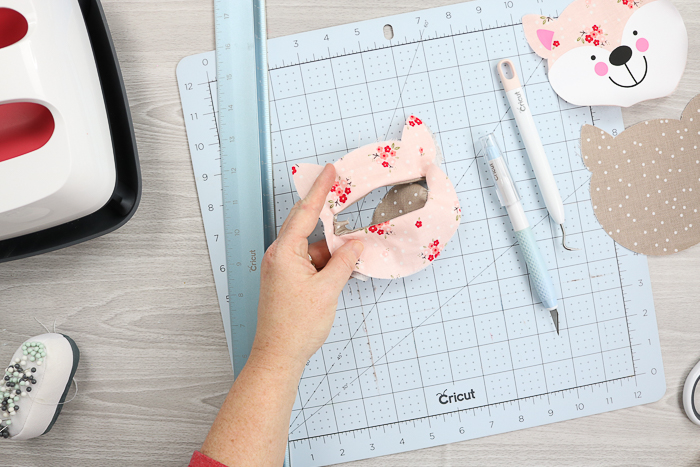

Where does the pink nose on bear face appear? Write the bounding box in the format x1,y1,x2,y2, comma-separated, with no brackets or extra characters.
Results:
595,62,609,77
636,38,649,52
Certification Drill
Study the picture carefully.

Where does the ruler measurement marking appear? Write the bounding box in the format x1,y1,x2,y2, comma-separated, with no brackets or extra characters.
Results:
289,374,641,443
215,0,271,377
267,17,551,71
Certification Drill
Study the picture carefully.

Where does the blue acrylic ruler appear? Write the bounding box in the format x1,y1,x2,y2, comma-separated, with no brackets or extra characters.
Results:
214,0,275,378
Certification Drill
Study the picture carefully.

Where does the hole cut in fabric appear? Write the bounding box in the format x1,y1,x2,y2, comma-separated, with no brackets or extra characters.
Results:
334,180,429,236
291,116,461,280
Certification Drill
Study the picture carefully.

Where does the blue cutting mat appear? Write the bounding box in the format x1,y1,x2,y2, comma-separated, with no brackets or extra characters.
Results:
177,0,665,464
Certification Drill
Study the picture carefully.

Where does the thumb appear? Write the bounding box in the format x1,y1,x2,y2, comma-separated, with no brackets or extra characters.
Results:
318,241,364,294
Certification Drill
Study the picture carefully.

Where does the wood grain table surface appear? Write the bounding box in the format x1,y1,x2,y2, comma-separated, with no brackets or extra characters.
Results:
2,0,699,465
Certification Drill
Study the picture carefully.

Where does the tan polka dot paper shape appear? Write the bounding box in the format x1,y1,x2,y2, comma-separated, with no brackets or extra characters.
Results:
581,94,700,255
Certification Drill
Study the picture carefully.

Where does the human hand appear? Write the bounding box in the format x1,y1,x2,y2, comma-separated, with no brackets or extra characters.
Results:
250,164,364,374
201,165,362,466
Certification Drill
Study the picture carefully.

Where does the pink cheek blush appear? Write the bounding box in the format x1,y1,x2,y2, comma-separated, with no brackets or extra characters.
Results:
636,38,649,52
595,62,609,77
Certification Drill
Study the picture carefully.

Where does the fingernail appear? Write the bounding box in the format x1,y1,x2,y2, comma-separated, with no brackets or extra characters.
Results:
352,241,364,256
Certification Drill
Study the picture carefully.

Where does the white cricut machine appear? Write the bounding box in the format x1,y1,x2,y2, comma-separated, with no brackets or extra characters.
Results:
0,0,140,261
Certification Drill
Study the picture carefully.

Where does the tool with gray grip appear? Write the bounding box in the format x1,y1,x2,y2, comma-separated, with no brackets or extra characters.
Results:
481,134,560,334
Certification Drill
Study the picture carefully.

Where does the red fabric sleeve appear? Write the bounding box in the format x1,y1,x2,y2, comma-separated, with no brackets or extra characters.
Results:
189,451,228,467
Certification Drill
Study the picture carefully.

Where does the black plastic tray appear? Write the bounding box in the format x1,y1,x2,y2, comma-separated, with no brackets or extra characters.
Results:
0,0,141,263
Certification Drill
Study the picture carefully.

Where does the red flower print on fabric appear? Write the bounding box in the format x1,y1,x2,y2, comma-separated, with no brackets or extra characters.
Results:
370,142,400,170
364,221,394,239
619,0,641,7
291,165,297,175
415,220,423,228
552,40,560,48
578,24,609,47
328,176,355,209
420,239,444,263
408,115,423,127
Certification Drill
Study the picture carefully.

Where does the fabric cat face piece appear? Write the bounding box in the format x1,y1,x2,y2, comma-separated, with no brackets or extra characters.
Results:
292,116,461,280
581,94,700,255
522,0,687,107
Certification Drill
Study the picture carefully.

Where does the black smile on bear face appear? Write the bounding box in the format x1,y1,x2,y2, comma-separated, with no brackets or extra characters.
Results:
609,56,648,88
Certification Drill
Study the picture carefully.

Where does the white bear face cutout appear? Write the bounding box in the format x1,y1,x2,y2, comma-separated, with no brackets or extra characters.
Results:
523,0,687,107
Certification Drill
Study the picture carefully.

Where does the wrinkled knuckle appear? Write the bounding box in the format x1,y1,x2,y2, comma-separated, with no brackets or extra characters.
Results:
262,242,280,266
262,251,275,268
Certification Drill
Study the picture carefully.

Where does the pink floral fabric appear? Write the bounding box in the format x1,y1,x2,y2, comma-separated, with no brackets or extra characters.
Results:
523,0,660,64
292,117,461,280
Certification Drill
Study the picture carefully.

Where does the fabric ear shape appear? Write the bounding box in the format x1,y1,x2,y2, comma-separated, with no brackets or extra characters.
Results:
290,163,325,200
522,14,556,60
579,125,613,173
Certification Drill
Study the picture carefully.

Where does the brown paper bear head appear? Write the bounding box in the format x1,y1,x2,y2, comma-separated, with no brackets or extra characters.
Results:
581,94,700,255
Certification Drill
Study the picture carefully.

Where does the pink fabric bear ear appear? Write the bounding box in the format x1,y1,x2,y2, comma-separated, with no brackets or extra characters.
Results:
522,14,557,60
537,29,555,50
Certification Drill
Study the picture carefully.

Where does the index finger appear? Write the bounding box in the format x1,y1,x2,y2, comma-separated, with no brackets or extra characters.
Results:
278,163,336,242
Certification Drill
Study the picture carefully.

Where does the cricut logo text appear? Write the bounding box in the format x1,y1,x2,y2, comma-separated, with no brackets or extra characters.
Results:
437,389,476,405
249,250,257,272
514,90,526,112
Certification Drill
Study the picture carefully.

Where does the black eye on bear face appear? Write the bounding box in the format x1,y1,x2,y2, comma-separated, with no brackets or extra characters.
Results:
633,30,638,36
591,55,596,61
